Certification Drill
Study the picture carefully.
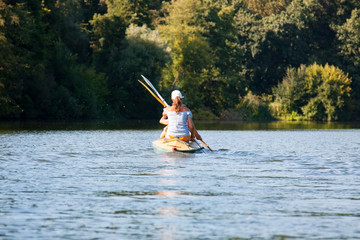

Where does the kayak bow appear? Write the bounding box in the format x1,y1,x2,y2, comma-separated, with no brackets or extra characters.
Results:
152,138,204,153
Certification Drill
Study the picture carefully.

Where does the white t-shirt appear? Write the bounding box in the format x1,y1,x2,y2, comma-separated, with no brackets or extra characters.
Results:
164,109,193,137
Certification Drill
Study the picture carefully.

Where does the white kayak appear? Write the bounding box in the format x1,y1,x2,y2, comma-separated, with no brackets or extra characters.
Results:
152,138,204,153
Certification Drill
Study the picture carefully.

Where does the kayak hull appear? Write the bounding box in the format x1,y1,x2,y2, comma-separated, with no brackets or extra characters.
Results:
152,138,204,153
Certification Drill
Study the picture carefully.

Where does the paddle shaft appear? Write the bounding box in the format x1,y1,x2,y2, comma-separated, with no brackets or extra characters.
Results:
138,80,167,107
200,140,213,152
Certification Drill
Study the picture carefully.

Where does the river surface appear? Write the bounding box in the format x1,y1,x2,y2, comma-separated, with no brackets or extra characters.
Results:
0,122,359,239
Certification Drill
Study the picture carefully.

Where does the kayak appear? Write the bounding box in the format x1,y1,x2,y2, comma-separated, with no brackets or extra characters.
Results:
153,138,203,153
152,138,204,153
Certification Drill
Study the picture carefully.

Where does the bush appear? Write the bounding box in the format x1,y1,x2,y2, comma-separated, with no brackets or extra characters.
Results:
271,65,307,116
272,63,352,121
220,92,273,121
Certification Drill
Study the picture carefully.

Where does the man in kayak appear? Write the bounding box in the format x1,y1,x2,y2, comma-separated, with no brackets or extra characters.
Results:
159,90,202,142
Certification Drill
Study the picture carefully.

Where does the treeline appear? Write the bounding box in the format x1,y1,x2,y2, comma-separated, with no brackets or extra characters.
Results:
1,0,359,121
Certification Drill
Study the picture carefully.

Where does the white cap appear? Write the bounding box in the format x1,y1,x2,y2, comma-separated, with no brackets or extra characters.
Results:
171,90,184,99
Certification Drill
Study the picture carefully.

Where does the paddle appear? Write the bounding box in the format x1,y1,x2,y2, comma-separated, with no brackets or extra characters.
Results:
200,140,213,152
138,80,167,107
138,75,214,152
141,75,169,107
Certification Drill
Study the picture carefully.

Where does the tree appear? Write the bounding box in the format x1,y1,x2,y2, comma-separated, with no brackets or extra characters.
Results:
335,8,360,118
202,1,246,112
157,0,217,115
234,0,356,96
0,3,20,117
0,0,51,118
107,24,170,119
244,0,292,17
272,63,352,121
271,65,307,116
105,0,165,27
0,0,112,119
157,0,248,117
89,1,171,119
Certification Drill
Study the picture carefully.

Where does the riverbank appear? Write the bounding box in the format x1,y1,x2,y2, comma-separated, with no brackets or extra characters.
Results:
1,119,360,132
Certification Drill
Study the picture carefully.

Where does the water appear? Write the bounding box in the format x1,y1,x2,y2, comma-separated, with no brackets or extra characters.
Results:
0,122,360,239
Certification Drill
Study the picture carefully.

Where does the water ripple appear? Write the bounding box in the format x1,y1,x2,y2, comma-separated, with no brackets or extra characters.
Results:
0,129,359,239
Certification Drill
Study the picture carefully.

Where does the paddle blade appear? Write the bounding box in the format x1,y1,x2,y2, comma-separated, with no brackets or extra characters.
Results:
138,80,166,107
201,140,214,152
141,75,169,106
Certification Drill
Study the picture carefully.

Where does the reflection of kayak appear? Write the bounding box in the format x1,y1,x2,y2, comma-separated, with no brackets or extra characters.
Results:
152,138,204,153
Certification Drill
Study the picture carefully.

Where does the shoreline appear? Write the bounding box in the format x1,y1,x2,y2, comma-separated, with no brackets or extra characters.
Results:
1,119,360,131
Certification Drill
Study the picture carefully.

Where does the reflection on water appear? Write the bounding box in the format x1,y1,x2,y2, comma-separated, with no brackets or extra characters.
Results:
196,120,360,130
159,179,176,186
157,156,181,240
158,206,178,217
0,120,359,132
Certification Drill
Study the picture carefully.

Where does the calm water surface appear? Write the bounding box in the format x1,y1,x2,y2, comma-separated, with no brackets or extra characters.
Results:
0,122,359,239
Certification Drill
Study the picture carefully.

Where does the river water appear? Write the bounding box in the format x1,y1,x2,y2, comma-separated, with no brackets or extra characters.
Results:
0,122,359,239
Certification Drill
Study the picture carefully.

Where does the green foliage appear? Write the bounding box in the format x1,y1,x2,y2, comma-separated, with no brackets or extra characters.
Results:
272,63,352,121
157,0,218,112
115,24,170,119
234,0,323,93
271,65,307,116
93,23,170,119
202,1,247,109
0,25,20,117
333,7,360,119
0,0,360,121
334,8,360,107
237,92,273,121
157,0,206,41
21,41,109,120
106,0,164,27
0,84,22,117
233,0,357,97
90,13,127,51
0,1,47,118
335,8,360,68
158,0,246,115
54,0,94,62
304,63,352,121
244,0,292,17
220,91,273,121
